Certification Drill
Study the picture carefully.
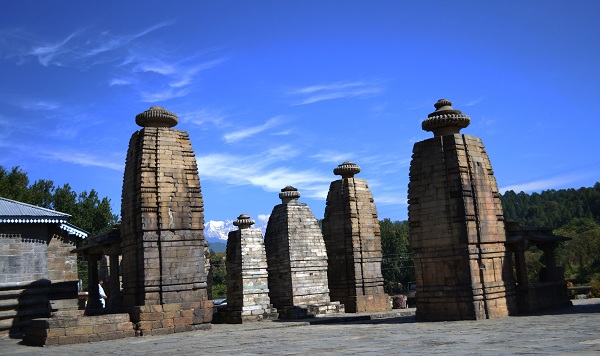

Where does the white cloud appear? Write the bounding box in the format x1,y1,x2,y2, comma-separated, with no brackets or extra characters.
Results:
223,116,285,143
196,151,331,199
179,109,227,127
464,96,484,106
289,80,384,105
257,214,270,222
20,100,60,111
109,78,132,86
140,88,190,102
311,151,354,164
29,31,81,66
499,175,582,194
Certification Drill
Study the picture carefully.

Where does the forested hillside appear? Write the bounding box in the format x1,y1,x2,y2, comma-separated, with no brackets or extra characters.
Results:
500,183,600,229
501,183,600,286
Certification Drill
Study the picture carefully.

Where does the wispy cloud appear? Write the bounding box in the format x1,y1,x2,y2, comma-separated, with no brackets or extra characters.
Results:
19,100,61,111
29,31,82,66
22,22,172,67
196,150,331,199
223,116,285,143
179,109,227,127
289,80,384,105
140,88,191,103
499,175,583,194
109,78,133,87
311,150,354,164
126,54,228,102
464,96,484,106
39,150,123,171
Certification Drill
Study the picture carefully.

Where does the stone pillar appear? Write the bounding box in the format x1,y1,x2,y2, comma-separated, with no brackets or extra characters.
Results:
322,162,390,313
408,99,517,321
107,251,122,312
120,106,212,333
219,214,277,323
85,254,102,312
265,186,343,319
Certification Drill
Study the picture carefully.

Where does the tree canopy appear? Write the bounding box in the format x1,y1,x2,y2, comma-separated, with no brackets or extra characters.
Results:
0,165,118,236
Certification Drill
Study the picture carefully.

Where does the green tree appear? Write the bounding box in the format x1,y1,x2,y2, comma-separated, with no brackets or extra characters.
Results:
555,218,600,283
209,250,227,298
0,166,30,202
0,165,119,289
379,219,414,293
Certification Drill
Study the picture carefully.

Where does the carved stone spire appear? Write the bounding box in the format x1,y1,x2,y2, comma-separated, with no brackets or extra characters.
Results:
422,99,470,137
333,161,361,179
233,214,255,229
135,106,178,128
279,186,300,204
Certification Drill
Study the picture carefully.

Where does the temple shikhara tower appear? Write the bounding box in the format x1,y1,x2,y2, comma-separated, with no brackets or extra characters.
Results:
221,214,277,323
264,186,343,318
120,106,212,332
322,162,390,313
408,99,517,321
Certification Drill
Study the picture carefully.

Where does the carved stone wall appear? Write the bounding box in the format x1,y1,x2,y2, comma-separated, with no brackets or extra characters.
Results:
265,187,343,318
322,162,390,313
120,106,211,327
218,214,277,323
408,99,517,321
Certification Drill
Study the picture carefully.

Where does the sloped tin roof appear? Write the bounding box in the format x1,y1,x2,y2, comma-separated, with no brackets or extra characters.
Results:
0,197,88,238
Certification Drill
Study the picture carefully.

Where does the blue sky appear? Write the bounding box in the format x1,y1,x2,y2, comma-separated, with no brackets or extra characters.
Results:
1,1,599,223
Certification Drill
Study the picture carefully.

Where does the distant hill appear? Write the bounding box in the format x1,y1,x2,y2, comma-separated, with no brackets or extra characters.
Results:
208,241,226,253
500,182,600,229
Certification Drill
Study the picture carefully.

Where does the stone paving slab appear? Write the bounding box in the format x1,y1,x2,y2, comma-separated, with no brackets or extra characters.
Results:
1,299,599,355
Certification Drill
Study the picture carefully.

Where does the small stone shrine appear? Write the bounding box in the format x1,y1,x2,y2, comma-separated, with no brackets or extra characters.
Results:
408,99,518,321
120,106,212,334
217,214,277,323
264,186,343,318
322,162,390,313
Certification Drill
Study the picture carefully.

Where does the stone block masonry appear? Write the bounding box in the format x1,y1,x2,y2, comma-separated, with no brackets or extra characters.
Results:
215,214,277,323
120,107,212,331
408,99,517,321
265,187,343,319
322,162,390,313
23,312,134,346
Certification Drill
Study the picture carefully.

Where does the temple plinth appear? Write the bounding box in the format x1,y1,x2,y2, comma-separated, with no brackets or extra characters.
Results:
322,162,390,313
408,99,518,321
264,186,343,319
120,106,212,334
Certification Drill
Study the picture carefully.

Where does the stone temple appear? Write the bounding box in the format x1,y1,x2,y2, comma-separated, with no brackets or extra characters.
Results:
120,106,212,332
322,162,390,313
408,99,518,321
219,214,277,323
264,186,343,318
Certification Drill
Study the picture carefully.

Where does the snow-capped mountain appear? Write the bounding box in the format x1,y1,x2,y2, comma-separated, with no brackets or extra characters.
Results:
204,218,268,243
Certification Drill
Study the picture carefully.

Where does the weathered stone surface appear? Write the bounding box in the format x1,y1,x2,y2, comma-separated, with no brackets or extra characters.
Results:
322,162,390,313
119,106,211,333
215,214,277,323
265,187,343,318
408,99,517,321
22,313,134,346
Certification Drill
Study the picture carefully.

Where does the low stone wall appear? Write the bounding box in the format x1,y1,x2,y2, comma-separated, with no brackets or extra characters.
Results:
23,313,133,346
130,301,213,336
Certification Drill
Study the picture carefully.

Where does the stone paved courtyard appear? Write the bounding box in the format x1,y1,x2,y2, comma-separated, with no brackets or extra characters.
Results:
2,299,599,355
